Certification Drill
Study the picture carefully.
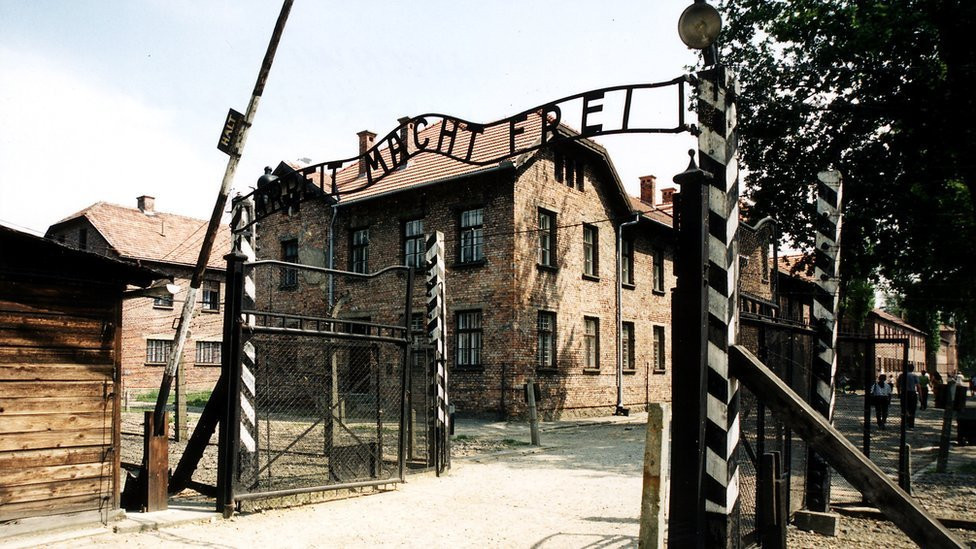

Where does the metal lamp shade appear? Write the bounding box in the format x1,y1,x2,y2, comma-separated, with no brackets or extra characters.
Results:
678,2,722,50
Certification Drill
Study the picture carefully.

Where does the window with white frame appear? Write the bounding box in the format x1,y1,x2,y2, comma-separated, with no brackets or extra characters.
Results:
202,280,220,312
459,208,484,263
653,325,666,372
537,311,556,370
351,228,369,273
404,219,425,268
146,339,172,365
653,247,665,292
584,317,599,370
455,310,483,367
622,322,635,371
195,341,221,365
622,238,634,285
538,209,556,267
583,224,598,277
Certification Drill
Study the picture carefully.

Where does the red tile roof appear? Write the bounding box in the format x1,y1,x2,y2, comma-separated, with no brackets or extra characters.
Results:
50,202,231,270
872,308,926,335
778,253,815,282
628,195,674,227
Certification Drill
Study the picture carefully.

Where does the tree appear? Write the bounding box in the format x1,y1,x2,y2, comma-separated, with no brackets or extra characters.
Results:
719,0,976,360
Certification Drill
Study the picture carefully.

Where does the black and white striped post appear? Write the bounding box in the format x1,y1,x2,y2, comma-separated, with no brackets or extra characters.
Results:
697,65,742,547
425,231,449,474
805,170,844,511
231,196,259,481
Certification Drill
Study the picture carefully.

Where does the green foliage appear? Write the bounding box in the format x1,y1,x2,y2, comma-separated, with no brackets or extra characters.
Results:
840,278,875,330
136,389,212,408
720,0,976,362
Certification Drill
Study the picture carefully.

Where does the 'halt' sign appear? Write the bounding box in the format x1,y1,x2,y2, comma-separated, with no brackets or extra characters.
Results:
218,108,245,156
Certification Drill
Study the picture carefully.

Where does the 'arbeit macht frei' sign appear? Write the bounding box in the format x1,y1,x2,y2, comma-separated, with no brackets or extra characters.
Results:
240,76,694,225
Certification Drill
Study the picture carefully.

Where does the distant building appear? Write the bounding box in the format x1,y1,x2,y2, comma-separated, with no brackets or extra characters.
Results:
837,308,927,384
46,197,231,397
937,324,958,378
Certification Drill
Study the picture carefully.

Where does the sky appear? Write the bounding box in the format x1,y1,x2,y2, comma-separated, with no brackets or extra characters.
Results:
0,1,702,236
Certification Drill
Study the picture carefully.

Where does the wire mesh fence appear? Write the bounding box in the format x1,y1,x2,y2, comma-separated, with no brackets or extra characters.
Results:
232,260,421,499
737,316,814,542
830,337,947,504
237,332,406,494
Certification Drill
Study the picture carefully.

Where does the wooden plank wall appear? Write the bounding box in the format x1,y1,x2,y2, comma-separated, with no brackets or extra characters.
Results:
0,275,120,523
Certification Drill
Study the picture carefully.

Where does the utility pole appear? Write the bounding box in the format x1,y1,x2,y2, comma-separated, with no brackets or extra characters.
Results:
151,0,295,437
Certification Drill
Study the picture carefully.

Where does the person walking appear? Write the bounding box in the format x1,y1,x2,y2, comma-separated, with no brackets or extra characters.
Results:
918,371,930,410
871,374,893,429
899,365,920,428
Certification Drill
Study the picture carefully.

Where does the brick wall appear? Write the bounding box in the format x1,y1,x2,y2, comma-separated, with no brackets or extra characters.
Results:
120,264,224,395
510,148,674,418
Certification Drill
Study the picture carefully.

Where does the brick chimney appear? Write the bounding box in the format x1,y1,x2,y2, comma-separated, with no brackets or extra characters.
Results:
639,175,657,205
357,130,376,175
398,116,412,152
137,195,155,215
661,187,676,205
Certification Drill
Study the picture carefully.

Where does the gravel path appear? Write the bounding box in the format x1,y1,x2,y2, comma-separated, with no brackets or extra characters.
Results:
53,422,648,548
92,411,976,548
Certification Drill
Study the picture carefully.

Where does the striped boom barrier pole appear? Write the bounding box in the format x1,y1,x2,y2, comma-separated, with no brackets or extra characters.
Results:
425,231,449,474
696,66,741,547
231,196,259,480
805,170,844,511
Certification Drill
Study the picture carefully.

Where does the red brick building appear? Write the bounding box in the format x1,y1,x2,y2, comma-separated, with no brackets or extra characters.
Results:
255,114,677,418
46,197,231,397
938,325,958,378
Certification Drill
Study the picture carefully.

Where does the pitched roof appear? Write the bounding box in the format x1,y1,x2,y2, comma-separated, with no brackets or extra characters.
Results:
628,195,674,227
48,202,231,270
872,308,926,335
778,253,815,282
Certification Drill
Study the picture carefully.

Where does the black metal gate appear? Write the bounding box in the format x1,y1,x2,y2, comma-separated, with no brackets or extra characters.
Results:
219,257,427,505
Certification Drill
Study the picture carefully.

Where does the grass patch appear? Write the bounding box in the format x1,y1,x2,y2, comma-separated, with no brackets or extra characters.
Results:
453,434,473,441
135,390,212,408
957,462,976,475
501,438,531,446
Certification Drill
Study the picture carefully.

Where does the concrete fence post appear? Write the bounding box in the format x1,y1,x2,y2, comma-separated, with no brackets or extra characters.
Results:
639,403,670,549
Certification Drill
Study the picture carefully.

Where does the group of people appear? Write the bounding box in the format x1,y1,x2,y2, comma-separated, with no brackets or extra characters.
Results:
869,366,930,429
839,368,970,430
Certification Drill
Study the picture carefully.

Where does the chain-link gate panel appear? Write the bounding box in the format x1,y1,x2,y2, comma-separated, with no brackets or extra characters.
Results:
230,260,421,501
406,346,433,468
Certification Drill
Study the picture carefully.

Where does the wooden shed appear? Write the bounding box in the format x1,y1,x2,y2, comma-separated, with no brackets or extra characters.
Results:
0,225,164,529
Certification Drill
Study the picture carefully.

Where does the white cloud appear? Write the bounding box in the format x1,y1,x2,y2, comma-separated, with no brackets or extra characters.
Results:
0,47,223,233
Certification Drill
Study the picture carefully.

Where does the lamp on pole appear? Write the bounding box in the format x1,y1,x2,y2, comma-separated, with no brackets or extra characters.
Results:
678,0,722,66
